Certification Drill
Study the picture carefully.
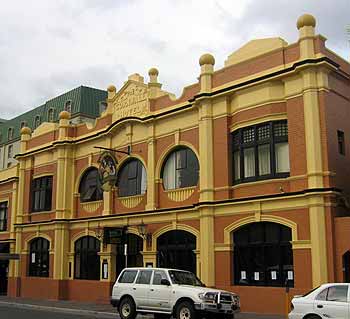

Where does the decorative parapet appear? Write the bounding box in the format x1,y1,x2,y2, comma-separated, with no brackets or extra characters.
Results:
165,186,196,202
120,194,144,208
81,200,103,213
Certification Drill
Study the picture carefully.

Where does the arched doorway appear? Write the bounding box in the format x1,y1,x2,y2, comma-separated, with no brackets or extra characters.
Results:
116,233,143,278
343,251,350,282
157,230,196,274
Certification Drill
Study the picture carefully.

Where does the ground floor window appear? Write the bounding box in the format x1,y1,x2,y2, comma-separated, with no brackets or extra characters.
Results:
157,230,196,274
233,222,293,287
29,238,50,277
343,251,350,283
74,236,100,280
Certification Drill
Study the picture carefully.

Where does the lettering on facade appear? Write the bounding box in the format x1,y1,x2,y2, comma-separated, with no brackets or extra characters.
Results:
114,84,149,120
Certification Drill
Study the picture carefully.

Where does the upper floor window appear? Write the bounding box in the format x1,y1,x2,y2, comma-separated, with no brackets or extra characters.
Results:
7,145,13,159
0,202,8,231
7,128,14,141
79,168,103,202
161,147,199,190
233,121,290,184
34,115,41,129
29,237,50,277
31,176,53,212
117,159,146,197
48,108,55,122
337,130,345,155
233,222,293,287
65,100,72,113
99,101,107,114
20,121,27,129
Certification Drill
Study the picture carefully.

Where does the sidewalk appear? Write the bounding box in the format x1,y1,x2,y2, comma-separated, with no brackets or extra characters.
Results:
0,296,285,319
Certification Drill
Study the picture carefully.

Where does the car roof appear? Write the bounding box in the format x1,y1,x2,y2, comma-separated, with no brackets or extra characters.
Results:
320,283,350,288
122,267,192,272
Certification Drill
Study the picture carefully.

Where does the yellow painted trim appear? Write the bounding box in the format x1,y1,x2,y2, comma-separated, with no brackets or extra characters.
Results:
155,142,200,180
32,173,54,179
117,155,147,172
292,240,312,250
119,194,145,208
24,232,53,251
80,200,103,212
223,214,298,245
70,230,101,252
230,113,287,132
165,186,196,202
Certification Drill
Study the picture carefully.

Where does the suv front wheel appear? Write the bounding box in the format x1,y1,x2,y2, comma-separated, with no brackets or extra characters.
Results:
119,296,137,319
176,301,196,319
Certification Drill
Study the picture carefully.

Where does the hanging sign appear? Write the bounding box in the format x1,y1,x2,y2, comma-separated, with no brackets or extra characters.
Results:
98,152,118,191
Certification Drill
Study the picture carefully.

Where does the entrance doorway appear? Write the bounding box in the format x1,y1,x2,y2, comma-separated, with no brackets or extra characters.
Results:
343,251,350,282
157,230,196,274
116,233,143,279
0,243,9,295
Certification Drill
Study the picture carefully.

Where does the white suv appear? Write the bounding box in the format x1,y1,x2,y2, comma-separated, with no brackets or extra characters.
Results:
111,267,240,319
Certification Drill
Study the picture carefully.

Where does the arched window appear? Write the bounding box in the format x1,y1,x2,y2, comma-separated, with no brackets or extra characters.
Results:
117,159,146,197
20,121,27,129
233,222,293,287
79,168,103,202
7,128,13,141
74,236,100,280
34,115,41,129
48,108,55,122
65,100,72,113
161,147,199,190
29,237,50,277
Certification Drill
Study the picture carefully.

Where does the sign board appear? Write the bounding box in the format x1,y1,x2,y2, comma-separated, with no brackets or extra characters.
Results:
103,227,125,244
98,152,118,191
0,253,20,260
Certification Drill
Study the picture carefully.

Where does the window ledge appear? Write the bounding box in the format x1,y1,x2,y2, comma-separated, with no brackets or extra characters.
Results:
165,186,196,202
81,200,103,213
119,194,144,208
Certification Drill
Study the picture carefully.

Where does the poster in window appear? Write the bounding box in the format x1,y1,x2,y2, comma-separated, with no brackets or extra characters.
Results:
288,271,294,280
240,271,246,280
271,271,277,280
98,152,117,191
31,253,35,263
254,272,259,281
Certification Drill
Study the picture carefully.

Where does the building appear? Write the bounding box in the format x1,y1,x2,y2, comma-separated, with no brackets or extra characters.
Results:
0,14,350,314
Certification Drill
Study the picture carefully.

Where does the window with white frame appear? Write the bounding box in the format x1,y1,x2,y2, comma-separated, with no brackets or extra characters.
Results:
161,147,199,190
48,108,55,122
232,121,290,184
34,115,41,129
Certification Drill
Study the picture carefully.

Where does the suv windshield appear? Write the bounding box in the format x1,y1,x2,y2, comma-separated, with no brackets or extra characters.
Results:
169,270,204,287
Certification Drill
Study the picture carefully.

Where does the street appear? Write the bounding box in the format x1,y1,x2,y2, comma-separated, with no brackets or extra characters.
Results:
0,304,284,319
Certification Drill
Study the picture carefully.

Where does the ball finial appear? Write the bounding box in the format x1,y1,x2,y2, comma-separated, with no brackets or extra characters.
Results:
107,85,116,93
148,68,159,76
59,110,70,120
199,53,215,66
20,126,32,135
297,14,316,29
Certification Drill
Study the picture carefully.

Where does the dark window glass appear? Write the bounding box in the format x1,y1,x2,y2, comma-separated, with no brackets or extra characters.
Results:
152,270,167,285
232,121,289,184
79,168,103,202
327,286,348,302
233,222,293,287
0,202,8,231
29,238,50,277
117,159,146,197
118,270,138,283
338,130,345,155
162,147,199,190
31,176,53,212
74,236,100,280
136,270,152,284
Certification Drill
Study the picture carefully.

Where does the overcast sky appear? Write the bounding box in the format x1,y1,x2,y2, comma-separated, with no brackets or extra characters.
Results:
0,0,349,119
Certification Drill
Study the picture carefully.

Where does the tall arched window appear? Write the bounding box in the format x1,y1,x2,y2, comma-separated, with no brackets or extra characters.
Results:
233,222,293,287
48,108,55,122
79,168,103,202
161,147,199,190
65,100,72,113
34,115,41,129
7,128,14,141
29,237,50,277
74,236,100,280
117,159,146,197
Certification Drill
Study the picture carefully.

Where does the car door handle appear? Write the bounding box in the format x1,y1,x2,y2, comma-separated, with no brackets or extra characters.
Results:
150,289,154,291
317,305,323,308
133,288,136,290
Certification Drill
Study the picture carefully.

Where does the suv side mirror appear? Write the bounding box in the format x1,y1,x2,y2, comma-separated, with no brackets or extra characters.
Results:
161,279,171,286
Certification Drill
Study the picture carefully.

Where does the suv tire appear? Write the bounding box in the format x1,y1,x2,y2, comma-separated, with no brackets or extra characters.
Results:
119,296,137,319
175,301,196,319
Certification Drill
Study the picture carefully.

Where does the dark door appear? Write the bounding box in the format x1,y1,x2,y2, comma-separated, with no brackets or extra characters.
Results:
0,243,9,295
116,233,143,279
157,230,196,274
343,251,350,282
